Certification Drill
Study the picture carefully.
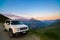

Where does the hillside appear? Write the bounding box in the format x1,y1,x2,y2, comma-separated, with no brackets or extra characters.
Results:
30,20,60,40
49,19,60,26
23,18,47,29
43,20,55,26
0,14,9,22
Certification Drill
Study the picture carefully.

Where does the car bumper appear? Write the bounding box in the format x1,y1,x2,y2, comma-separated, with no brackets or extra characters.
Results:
13,31,28,35
13,29,29,34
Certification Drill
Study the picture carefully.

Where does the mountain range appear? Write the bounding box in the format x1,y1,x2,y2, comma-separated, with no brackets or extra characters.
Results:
0,14,60,29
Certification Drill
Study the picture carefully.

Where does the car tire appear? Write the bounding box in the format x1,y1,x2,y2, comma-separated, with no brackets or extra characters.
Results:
4,29,7,31
3,25,7,32
9,30,14,38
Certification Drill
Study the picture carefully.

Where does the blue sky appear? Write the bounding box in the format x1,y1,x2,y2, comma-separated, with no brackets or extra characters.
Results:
0,0,60,20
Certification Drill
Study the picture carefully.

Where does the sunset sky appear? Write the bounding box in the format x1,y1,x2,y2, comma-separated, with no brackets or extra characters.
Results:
0,0,60,20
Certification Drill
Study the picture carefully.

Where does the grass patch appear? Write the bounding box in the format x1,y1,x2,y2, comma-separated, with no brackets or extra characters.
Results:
29,26,60,40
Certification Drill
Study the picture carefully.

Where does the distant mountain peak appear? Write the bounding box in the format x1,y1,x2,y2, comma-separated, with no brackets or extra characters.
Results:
30,18,37,20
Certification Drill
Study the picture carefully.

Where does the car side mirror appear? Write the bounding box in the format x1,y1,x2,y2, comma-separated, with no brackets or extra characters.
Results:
7,23,10,25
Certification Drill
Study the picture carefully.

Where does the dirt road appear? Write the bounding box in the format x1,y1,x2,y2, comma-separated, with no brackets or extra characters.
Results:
0,23,40,40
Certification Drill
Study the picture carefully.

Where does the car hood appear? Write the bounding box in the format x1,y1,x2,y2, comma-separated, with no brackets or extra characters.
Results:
11,24,28,28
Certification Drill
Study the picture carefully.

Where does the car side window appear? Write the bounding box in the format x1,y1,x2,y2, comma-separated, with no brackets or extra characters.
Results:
6,21,10,25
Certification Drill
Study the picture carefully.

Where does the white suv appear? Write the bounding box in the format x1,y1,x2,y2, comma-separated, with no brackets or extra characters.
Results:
3,19,29,37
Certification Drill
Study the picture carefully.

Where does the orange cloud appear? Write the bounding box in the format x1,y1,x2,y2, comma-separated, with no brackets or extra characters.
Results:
18,14,60,20
34,15,60,20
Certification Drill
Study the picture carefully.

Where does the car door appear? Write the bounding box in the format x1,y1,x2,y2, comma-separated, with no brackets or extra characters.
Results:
5,21,10,30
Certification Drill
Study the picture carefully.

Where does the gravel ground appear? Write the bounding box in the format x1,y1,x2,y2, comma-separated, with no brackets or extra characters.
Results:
0,23,40,40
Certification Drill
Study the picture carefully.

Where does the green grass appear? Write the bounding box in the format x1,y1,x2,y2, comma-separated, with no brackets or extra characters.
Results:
29,26,60,40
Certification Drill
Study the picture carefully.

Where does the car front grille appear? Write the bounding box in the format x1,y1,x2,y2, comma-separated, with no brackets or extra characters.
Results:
20,27,27,30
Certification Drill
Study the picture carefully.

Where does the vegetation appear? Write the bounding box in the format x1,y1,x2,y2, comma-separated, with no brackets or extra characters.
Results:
29,21,60,40
0,14,9,23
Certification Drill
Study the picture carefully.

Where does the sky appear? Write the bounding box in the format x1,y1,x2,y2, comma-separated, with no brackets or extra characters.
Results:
0,0,60,20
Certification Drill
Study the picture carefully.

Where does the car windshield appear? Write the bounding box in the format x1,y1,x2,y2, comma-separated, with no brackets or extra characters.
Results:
11,21,23,25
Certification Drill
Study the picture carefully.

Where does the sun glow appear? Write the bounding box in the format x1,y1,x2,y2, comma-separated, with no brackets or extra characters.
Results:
34,15,60,20
19,14,60,20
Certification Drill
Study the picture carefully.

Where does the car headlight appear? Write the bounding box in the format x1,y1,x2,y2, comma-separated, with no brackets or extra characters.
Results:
17,28,20,31
14,28,20,31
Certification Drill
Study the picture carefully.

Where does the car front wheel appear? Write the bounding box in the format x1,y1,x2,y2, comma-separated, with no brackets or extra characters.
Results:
9,30,14,38
3,25,7,31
